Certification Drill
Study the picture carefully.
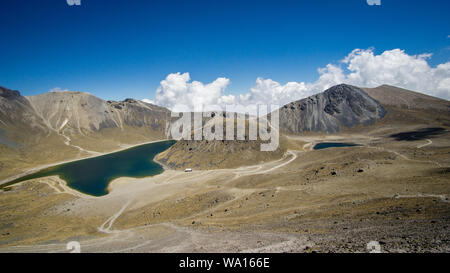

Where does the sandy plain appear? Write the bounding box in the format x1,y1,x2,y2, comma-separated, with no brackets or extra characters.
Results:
0,125,449,253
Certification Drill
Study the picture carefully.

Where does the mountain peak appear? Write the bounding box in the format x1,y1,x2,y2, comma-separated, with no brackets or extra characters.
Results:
0,86,21,99
279,84,386,133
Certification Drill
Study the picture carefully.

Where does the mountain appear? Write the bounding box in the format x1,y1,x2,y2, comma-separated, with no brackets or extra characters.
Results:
363,85,449,111
27,92,170,136
145,84,450,170
279,84,386,134
155,115,287,170
156,84,390,170
0,86,49,145
1,83,449,178
0,87,171,181
362,85,450,129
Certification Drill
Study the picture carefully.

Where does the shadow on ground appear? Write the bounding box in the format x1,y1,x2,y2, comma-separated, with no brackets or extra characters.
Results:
389,127,446,141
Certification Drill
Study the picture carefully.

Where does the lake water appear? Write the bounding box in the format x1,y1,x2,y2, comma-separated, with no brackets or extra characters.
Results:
3,140,176,197
313,142,359,150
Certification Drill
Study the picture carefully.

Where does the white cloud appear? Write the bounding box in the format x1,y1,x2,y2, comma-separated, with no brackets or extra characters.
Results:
241,78,309,106
154,48,450,111
339,48,450,99
49,87,70,93
154,72,230,112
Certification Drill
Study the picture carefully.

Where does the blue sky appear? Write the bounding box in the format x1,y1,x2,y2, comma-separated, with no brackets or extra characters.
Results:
0,0,449,101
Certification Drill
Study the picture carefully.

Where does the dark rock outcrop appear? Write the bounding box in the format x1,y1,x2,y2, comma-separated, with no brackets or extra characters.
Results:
279,84,386,133
0,87,21,99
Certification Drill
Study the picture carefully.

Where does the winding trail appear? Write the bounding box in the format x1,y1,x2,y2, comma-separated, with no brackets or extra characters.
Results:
417,139,433,149
90,147,301,246
258,150,297,174
368,145,443,168
58,118,101,155
98,200,133,234
394,193,449,203
233,150,298,178
3,131,449,253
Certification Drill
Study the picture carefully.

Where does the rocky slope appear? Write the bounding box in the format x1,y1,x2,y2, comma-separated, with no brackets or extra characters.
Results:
359,85,450,131
0,86,171,180
155,115,287,170
363,85,449,111
156,84,390,170
2,83,448,176
27,92,170,136
0,87,49,147
279,84,386,134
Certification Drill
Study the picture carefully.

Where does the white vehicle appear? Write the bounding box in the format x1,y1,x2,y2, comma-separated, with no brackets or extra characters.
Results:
184,168,193,172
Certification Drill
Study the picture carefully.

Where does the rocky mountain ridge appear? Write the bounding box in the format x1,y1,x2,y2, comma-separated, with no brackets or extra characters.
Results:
279,84,387,134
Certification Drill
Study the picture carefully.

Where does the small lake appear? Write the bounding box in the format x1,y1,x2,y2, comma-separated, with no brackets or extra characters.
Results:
3,140,176,197
313,142,360,150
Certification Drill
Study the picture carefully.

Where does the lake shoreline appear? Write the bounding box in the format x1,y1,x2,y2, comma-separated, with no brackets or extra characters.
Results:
313,142,361,150
0,138,173,187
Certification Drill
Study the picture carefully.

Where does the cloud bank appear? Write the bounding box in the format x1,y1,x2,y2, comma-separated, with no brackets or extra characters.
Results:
150,48,450,111
49,87,71,93
141,98,155,104
154,72,230,112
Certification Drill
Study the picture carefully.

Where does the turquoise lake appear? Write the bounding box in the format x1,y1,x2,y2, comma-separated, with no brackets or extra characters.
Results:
4,140,176,197
313,142,360,150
